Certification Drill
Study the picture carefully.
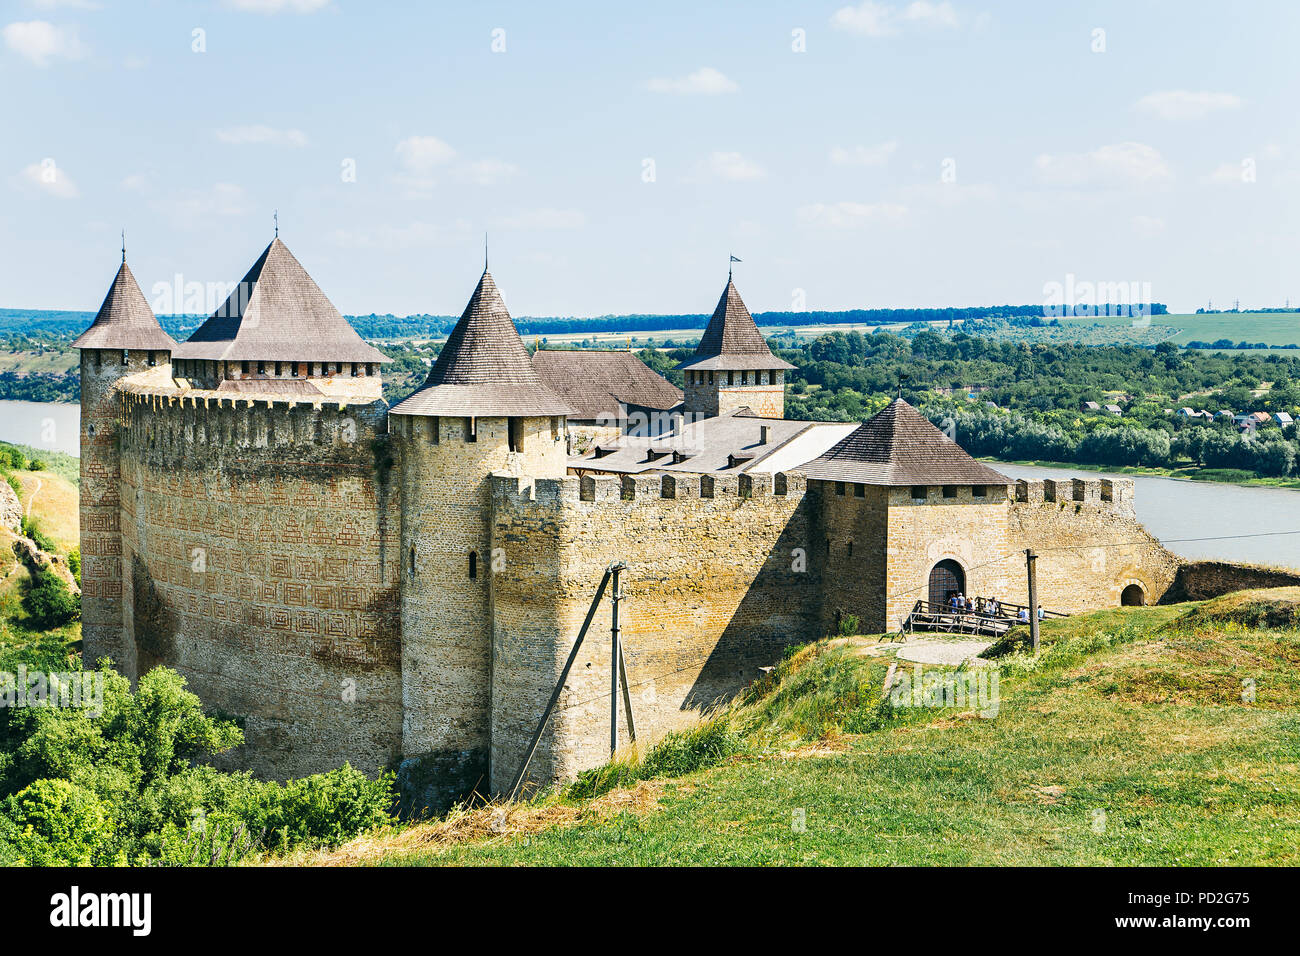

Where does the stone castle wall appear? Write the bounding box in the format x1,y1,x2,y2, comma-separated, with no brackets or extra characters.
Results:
683,377,785,419
488,470,817,795
1007,478,1180,610
393,412,567,813
112,389,404,779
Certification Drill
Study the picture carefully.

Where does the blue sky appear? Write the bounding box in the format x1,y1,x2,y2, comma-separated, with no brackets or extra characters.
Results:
2,0,1298,318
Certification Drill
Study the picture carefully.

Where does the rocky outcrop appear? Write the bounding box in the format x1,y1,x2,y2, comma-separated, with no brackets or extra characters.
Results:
0,480,20,535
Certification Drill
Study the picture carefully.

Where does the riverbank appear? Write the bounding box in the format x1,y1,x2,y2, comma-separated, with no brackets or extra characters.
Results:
982,456,1300,491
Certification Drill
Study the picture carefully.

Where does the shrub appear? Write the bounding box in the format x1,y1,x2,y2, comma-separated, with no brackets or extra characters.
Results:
837,612,861,636
27,459,45,472
21,567,79,630
2,779,113,866
4,474,20,498
67,547,80,586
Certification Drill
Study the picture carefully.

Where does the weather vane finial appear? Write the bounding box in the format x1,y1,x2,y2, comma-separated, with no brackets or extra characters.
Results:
121,229,126,263
729,253,741,280
274,209,279,239
484,232,489,273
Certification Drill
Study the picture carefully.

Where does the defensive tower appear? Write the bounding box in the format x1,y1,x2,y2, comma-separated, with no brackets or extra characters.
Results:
73,253,177,678
678,276,794,419
389,267,572,811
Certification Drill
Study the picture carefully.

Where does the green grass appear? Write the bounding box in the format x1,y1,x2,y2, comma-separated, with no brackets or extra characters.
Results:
1068,312,1300,348
326,598,1299,866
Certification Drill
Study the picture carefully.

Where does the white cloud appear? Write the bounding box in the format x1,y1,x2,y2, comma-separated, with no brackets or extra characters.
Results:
831,1,962,37
1202,161,1253,185
15,160,78,198
830,141,898,166
156,183,252,225
395,135,457,173
796,201,908,228
458,158,519,186
492,208,586,230
215,125,309,147
706,151,765,182
3,20,86,66
1133,90,1243,121
646,66,738,95
224,0,329,13
1034,142,1171,187
1131,215,1166,238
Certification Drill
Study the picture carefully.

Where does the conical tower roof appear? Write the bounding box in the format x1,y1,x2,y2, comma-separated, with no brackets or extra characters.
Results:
73,260,177,351
390,270,573,417
172,238,387,364
678,277,794,372
800,399,1010,485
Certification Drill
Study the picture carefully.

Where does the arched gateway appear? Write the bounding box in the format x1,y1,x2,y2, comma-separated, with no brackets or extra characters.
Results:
929,559,965,606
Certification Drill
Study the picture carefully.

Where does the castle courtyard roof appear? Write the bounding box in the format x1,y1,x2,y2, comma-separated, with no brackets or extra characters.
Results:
73,260,178,352
799,398,1011,486
569,408,855,475
389,270,574,418
677,278,795,373
171,238,388,365
532,349,683,421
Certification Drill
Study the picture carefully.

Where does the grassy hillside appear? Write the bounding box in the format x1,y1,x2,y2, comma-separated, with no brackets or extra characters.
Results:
287,595,1300,866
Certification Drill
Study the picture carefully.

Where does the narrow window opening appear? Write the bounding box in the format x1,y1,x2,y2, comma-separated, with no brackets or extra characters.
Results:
972,485,987,498
275,361,282,377
466,417,477,443
409,546,416,579
468,551,478,579
854,484,865,498
430,417,440,444
911,485,927,501
241,360,250,375
942,485,957,498
848,540,854,557
835,481,845,496
121,350,129,366
508,417,523,453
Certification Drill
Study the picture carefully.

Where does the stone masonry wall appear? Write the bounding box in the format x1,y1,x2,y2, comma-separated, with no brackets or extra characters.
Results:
488,470,817,794
1007,478,1180,611
115,389,404,780
394,413,567,813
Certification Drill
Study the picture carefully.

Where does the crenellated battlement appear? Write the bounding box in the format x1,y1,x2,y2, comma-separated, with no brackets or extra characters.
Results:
1012,477,1135,515
118,387,386,458
491,470,809,510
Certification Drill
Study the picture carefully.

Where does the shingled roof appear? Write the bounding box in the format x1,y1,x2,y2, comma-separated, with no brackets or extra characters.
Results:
532,350,682,420
390,270,573,417
678,278,795,372
171,238,387,364
73,260,177,352
799,399,1010,486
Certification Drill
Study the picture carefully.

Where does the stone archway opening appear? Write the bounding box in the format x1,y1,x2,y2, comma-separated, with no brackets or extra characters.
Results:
928,559,965,607
1121,583,1146,607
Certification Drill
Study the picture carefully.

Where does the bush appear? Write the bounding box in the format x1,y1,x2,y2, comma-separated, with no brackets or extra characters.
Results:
1,779,114,866
20,567,79,629
26,459,45,472
837,613,861,636
4,474,20,498
21,516,55,554
67,547,80,586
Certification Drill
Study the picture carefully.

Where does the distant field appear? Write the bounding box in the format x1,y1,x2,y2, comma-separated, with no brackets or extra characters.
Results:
0,348,77,375
1064,312,1300,348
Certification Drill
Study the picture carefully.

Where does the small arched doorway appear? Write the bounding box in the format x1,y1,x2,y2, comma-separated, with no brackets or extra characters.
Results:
1121,583,1145,606
928,559,965,606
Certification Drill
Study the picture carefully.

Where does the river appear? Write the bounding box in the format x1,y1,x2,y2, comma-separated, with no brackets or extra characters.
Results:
998,463,1300,569
0,400,80,456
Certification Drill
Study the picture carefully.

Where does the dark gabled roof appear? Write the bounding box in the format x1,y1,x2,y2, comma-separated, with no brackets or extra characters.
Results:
171,238,387,364
677,278,794,372
532,349,683,420
73,260,178,352
390,270,573,417
799,399,1010,486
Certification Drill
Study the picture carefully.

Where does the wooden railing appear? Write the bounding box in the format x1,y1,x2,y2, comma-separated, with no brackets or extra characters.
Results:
904,598,1067,634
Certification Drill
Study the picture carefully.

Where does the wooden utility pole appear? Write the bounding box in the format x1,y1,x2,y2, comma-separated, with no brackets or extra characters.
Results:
610,563,623,757
1025,549,1039,653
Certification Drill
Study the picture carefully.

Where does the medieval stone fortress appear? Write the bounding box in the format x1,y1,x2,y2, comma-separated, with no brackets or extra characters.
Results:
74,239,1180,811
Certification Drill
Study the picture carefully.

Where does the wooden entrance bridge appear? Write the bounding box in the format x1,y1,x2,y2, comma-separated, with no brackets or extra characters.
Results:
903,598,1068,638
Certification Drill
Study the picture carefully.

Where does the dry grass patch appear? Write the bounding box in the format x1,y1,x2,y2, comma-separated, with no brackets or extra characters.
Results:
277,780,667,866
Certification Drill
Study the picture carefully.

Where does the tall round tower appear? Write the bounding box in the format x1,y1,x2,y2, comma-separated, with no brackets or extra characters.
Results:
72,252,177,678
389,267,572,813
678,275,794,419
